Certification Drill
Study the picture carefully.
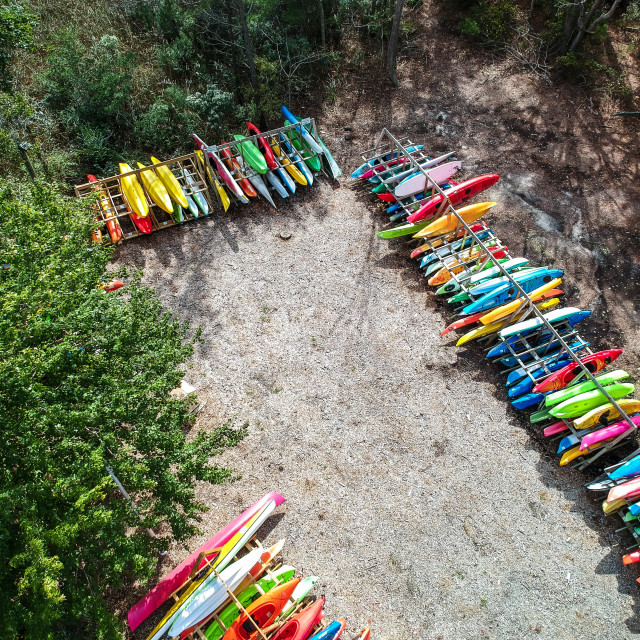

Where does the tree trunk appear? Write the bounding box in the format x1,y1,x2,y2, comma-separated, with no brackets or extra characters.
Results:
318,0,326,51
388,0,405,87
234,0,258,92
559,0,581,55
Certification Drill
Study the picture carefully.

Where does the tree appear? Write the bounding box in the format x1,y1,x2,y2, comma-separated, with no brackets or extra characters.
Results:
388,0,405,87
234,0,259,92
558,0,623,53
0,181,246,638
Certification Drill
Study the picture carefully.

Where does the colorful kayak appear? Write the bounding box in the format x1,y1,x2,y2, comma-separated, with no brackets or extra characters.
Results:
247,122,277,169
412,202,497,239
607,475,640,504
579,414,640,450
204,565,296,640
233,134,269,174
193,134,249,204
427,247,507,286
278,575,319,620
270,598,325,640
247,122,296,194
284,119,323,172
220,144,258,198
195,149,231,212
407,174,500,223
137,162,173,213
87,175,122,243
128,492,285,631
271,141,308,186
377,219,435,239
150,156,189,209
436,257,530,295
573,399,640,430
279,133,314,185
307,619,346,640
544,370,629,408
281,106,323,154
393,161,462,199
221,578,301,640
497,306,581,338
185,171,210,215
119,163,149,218
549,383,635,420
532,349,623,393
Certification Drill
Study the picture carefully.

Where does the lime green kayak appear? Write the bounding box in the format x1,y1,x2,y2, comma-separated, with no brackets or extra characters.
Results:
284,120,322,172
544,370,629,408
550,383,635,420
377,219,432,239
233,134,268,174
204,565,296,640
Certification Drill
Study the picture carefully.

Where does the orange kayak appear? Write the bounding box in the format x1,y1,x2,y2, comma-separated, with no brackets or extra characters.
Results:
87,174,122,243
220,144,257,198
270,597,324,640
223,579,301,640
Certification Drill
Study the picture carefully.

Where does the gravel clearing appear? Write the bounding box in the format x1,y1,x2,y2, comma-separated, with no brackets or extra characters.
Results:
116,176,638,640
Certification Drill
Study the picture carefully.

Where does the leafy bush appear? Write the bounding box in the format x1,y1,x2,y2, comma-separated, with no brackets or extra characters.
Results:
0,181,246,638
458,0,518,43
187,83,242,135
0,3,38,89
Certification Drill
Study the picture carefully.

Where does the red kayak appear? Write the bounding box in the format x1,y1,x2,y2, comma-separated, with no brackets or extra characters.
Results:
270,597,324,640
220,144,258,198
407,174,500,223
409,223,486,260
624,550,640,565
532,349,623,394
247,122,277,170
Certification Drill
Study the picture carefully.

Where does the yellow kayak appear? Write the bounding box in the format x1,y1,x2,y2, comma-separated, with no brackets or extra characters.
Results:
479,278,562,325
150,156,188,209
574,399,640,430
456,298,560,347
195,150,230,212
412,202,497,239
602,497,627,514
271,142,307,186
119,163,149,218
136,162,173,213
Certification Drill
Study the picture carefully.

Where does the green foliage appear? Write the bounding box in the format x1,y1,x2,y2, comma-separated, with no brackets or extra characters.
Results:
0,3,38,89
187,83,242,135
458,0,518,43
0,91,35,175
0,181,246,638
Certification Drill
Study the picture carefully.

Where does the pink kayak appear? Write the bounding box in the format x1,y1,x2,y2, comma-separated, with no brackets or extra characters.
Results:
580,414,640,450
543,421,568,437
607,477,640,504
127,491,285,631
359,158,407,180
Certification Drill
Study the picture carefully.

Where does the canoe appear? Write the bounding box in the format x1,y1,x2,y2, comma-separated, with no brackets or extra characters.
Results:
128,492,284,631
394,161,462,199
479,278,563,325
284,119,323,172
221,578,301,640
307,619,346,640
407,174,500,223
545,370,629,407
233,134,269,174
532,349,623,393
137,162,173,213
549,383,635,420
573,399,640,430
150,156,189,209
579,414,640,450
271,141,308,185
203,565,296,640
185,171,210,215
119,163,149,218
87,175,122,243
270,598,325,640
412,202,497,238
193,134,249,204
195,150,231,212
220,144,258,198
461,269,564,316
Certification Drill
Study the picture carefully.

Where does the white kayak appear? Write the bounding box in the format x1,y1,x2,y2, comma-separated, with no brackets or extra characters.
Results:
394,161,462,199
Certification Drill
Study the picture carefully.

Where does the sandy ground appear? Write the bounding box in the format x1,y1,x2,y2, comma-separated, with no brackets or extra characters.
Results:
117,174,638,639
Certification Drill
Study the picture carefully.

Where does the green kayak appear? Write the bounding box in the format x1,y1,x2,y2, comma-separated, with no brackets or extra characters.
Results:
317,133,342,179
373,183,388,194
233,134,268,174
204,565,296,640
377,219,432,239
284,120,323,172
172,201,184,223
544,370,629,408
550,383,635,420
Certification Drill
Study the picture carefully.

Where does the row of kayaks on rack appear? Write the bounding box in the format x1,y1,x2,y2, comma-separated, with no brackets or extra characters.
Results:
127,493,371,640
357,142,640,576
87,106,341,242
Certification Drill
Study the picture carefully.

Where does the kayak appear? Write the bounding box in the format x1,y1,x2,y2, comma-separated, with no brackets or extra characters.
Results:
233,134,269,174
549,383,635,420
204,565,296,640
419,228,494,268
436,257,530,295
607,475,640,504
193,134,249,204
220,144,258,198
172,201,184,223
270,598,325,640
221,578,301,640
350,146,424,178
353,629,371,640
461,269,564,316
185,171,209,216
407,174,500,223
195,149,231,212
560,442,606,466
579,413,640,450
183,186,199,218
544,370,629,407
573,399,640,430
278,575,318,619
427,248,508,286
281,106,323,154
137,162,173,213
284,119,323,172
394,161,462,199
247,122,296,194
533,349,623,393
128,492,284,631
247,122,278,168
87,175,122,243
119,163,149,218
279,133,314,185
150,156,189,209
412,202,498,238
377,219,435,239
307,619,346,640
271,141,308,186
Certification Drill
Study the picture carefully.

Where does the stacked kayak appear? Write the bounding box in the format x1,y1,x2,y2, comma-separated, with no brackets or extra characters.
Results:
128,492,370,640
78,107,340,242
357,135,640,581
